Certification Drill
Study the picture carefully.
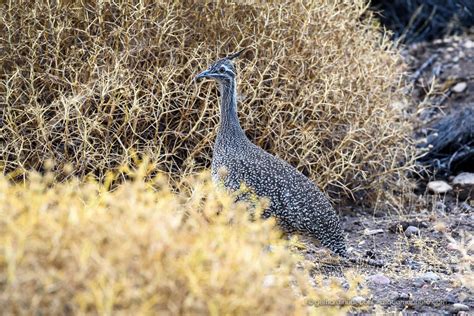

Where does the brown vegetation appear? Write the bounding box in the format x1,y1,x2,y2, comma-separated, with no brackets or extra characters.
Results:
1,0,414,203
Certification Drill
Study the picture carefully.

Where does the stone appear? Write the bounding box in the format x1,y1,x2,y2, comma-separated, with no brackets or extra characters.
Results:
445,293,457,304
421,271,440,282
452,303,469,312
452,172,474,185
340,279,350,290
351,296,366,305
397,292,410,300
405,226,420,237
367,273,390,285
413,278,426,287
465,40,474,49
452,82,467,93
427,181,452,194
363,228,384,235
452,172,474,200
447,242,458,251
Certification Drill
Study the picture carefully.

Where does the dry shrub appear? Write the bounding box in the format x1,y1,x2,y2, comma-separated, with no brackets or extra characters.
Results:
0,0,413,202
446,231,474,291
0,167,366,314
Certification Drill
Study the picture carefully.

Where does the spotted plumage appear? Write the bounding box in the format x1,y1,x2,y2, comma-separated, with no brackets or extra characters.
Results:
195,50,347,257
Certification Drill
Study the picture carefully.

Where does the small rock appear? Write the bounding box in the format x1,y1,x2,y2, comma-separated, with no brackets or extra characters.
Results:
452,303,469,312
351,296,366,305
452,172,474,185
452,172,474,200
397,292,410,300
428,181,452,194
421,271,440,282
389,221,415,233
465,40,474,49
405,226,420,237
447,242,458,251
413,278,426,287
367,273,390,285
452,82,467,93
445,293,457,304
363,228,384,235
340,279,350,290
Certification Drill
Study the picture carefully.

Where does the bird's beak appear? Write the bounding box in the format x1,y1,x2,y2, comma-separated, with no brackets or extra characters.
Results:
194,69,211,82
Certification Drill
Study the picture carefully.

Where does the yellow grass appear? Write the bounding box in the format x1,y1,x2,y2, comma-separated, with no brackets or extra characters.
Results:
0,165,368,314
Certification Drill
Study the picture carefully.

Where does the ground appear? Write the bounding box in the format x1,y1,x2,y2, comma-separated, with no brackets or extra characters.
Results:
303,31,474,314
344,195,471,314
300,191,472,314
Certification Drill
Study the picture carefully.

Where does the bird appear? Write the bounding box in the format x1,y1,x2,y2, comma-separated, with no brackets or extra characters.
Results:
195,49,348,258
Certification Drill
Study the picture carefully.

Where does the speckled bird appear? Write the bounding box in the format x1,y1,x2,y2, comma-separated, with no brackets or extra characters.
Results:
195,49,347,257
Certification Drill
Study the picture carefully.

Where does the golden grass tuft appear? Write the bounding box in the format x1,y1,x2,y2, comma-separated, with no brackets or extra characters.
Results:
0,0,414,203
0,167,367,314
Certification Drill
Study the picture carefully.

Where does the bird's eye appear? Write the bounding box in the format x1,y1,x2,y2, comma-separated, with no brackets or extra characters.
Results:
218,67,225,73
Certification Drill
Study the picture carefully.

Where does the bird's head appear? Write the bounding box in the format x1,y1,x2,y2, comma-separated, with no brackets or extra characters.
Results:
195,48,246,84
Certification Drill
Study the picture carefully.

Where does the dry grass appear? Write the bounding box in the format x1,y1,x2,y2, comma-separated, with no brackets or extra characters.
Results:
0,165,368,314
0,0,414,203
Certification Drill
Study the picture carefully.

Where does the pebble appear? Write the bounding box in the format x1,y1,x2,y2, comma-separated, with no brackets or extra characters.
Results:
363,228,384,235
367,273,390,285
427,181,452,194
421,271,440,282
452,82,467,93
452,172,474,185
351,296,366,305
405,226,420,237
452,172,474,199
445,293,457,304
340,280,350,290
465,40,474,49
452,303,469,312
397,292,410,300
447,242,458,251
413,278,426,287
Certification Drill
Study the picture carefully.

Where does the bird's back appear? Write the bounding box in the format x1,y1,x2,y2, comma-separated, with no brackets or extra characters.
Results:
212,137,347,257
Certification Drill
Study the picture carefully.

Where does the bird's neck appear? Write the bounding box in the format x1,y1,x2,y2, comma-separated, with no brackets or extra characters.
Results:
217,79,248,143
